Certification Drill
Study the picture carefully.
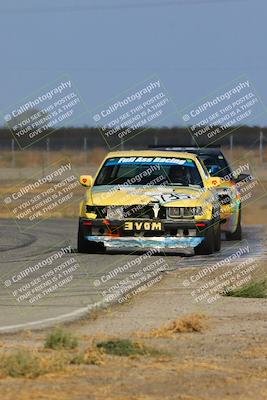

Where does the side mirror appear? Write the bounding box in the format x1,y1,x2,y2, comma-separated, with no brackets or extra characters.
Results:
235,173,250,183
80,175,93,188
206,176,223,187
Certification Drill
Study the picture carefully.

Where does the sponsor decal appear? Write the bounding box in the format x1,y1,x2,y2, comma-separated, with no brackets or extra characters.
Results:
124,221,162,231
106,157,194,166
145,192,196,203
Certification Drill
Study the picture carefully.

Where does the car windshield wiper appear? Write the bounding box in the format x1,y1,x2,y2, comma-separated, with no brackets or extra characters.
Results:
168,183,201,188
168,182,189,186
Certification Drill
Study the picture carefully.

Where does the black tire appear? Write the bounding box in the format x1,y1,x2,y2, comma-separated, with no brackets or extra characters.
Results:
77,227,87,253
225,209,242,241
194,223,215,255
77,227,105,253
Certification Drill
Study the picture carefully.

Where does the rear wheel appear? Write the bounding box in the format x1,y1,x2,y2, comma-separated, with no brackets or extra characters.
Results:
225,209,242,241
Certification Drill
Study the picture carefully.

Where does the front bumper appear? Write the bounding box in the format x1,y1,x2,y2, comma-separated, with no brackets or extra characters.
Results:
84,235,204,249
80,217,208,249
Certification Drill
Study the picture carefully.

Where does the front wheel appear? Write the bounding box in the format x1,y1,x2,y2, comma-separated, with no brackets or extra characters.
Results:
194,223,216,255
225,209,242,241
214,222,221,252
77,227,105,253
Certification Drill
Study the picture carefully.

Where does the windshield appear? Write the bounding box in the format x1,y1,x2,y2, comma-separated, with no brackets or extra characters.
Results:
199,152,231,178
94,156,204,188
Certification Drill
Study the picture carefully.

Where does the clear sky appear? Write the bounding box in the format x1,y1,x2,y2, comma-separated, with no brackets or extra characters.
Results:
0,0,266,127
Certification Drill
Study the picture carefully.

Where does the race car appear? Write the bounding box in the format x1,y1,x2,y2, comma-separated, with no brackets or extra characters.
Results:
78,150,223,255
150,146,247,240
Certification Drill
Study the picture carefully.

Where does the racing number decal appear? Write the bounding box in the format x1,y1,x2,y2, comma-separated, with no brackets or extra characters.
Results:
151,193,192,203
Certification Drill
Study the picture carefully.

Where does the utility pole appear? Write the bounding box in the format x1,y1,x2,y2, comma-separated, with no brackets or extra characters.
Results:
46,138,50,164
11,139,15,168
259,130,263,164
83,136,88,164
230,135,233,160
83,136,87,152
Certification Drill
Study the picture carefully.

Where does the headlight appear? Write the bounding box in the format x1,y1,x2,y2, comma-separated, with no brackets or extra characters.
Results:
217,188,235,205
86,205,96,213
86,205,107,218
168,206,203,218
192,206,203,216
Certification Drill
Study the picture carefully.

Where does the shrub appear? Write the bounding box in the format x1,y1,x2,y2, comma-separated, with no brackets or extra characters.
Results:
44,327,79,350
0,349,42,378
224,280,267,298
96,339,158,357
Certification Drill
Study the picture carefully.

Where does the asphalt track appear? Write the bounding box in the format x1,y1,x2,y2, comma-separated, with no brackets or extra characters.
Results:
0,218,265,333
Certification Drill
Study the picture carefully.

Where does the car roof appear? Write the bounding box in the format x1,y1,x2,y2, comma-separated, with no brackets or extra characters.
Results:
149,147,223,155
105,150,199,160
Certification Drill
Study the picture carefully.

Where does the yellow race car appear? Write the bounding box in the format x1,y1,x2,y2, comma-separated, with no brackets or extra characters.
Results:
78,150,222,255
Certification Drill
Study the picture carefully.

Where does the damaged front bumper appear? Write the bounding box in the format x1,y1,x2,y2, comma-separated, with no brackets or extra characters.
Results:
80,217,208,249
84,235,204,249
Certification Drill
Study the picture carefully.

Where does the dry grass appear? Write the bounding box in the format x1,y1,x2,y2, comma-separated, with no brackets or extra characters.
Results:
0,345,105,378
136,313,208,338
68,347,105,366
0,337,160,379
0,349,66,378
1,146,266,170
0,148,107,168
0,146,266,168
222,146,267,166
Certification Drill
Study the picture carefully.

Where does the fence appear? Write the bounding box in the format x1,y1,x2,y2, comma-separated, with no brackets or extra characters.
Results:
2,126,267,167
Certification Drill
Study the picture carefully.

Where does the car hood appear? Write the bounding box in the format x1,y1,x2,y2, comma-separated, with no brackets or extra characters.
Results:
89,185,209,207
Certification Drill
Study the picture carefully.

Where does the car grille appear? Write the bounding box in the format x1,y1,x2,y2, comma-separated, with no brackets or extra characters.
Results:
123,204,166,219
168,207,198,219
86,204,166,219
